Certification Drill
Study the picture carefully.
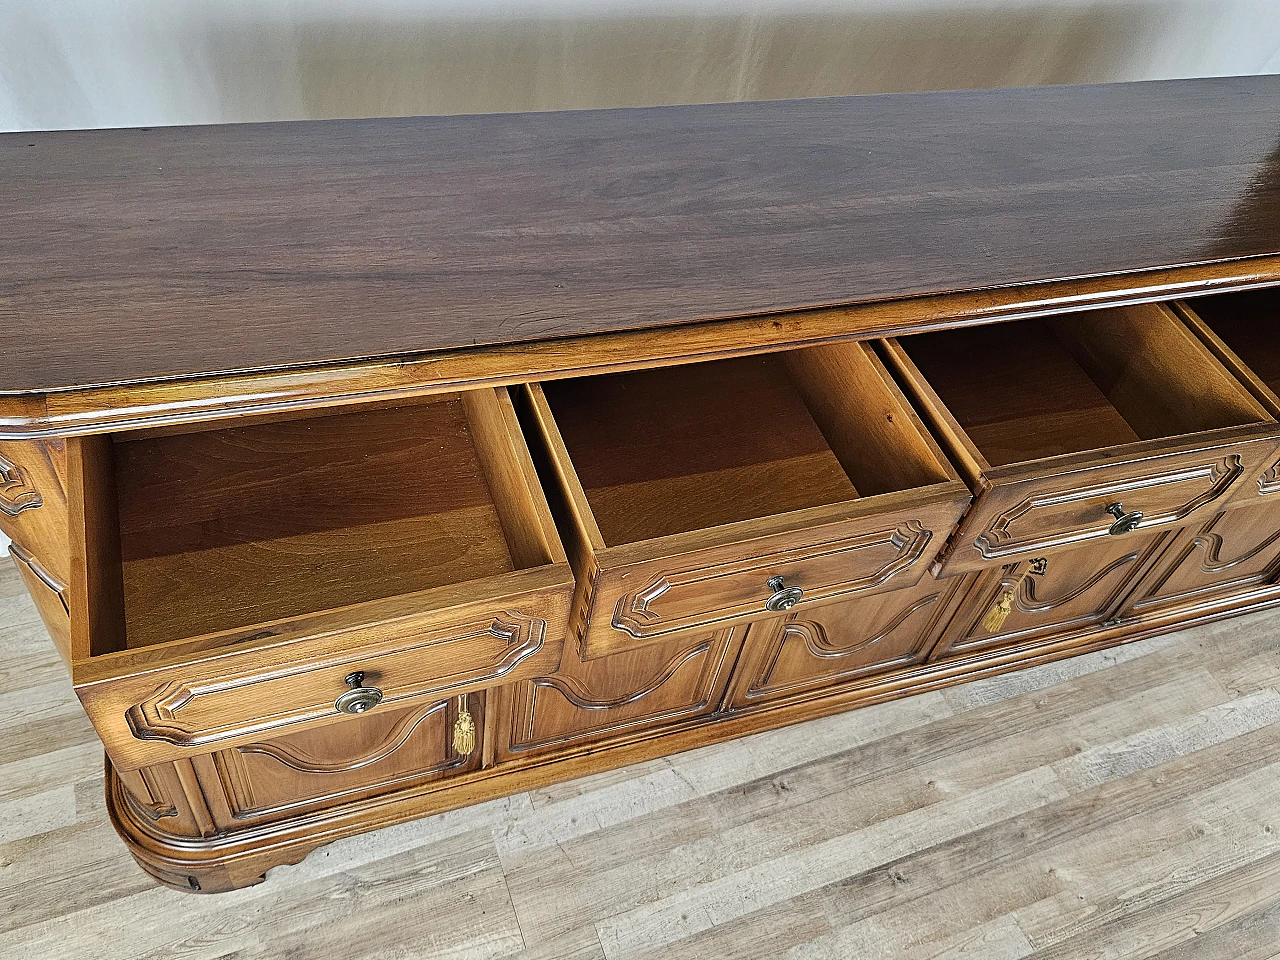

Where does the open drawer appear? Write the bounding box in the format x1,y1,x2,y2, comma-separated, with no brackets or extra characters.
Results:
520,341,972,659
881,302,1280,576
1176,290,1280,499
68,390,574,770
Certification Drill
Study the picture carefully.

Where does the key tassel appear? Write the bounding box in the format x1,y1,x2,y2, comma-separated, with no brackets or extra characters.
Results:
453,695,476,756
981,557,1048,634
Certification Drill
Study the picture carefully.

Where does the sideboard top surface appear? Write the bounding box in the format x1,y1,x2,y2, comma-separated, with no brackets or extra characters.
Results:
3,75,1280,429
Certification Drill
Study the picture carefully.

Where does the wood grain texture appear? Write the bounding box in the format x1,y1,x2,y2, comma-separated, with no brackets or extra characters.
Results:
4,76,1280,398
3,559,1279,958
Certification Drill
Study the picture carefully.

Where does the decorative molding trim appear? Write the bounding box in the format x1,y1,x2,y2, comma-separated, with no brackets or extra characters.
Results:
793,596,939,661
1259,459,1280,495
127,611,544,748
611,520,933,639
973,455,1242,560
0,453,42,517
1018,553,1140,614
236,701,449,774
532,642,712,711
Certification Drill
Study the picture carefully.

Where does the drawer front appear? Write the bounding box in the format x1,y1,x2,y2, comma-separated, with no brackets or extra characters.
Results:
0,439,69,584
79,586,570,770
499,625,745,759
1124,502,1280,617
194,695,483,829
728,573,969,710
940,433,1280,575
936,532,1171,658
589,494,969,653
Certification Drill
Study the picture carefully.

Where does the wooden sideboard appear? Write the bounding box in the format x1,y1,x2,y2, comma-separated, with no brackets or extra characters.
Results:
4,76,1280,893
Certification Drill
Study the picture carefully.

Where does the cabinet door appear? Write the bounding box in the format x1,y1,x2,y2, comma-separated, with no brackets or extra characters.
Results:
1124,502,1280,616
934,532,1171,658
498,626,745,760
727,574,970,710
194,694,483,829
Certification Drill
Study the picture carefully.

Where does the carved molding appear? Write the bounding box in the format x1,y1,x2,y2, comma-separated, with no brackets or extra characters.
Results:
1259,459,1280,496
1194,528,1280,575
508,633,729,753
793,596,939,660
611,520,934,639
127,610,544,747
973,456,1242,560
120,768,179,822
532,641,712,711
236,701,449,774
0,453,43,517
1017,553,1140,614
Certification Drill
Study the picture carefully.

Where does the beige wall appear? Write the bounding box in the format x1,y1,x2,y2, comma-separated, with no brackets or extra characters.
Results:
2,0,1279,132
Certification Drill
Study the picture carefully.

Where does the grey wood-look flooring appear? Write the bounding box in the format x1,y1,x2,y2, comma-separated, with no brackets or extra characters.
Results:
2,560,1279,960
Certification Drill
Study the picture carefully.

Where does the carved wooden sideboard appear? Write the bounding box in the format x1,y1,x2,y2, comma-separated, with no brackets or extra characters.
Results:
5,76,1280,892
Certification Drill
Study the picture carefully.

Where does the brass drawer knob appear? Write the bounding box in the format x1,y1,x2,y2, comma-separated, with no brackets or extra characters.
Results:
1105,502,1143,536
335,671,384,715
765,576,804,611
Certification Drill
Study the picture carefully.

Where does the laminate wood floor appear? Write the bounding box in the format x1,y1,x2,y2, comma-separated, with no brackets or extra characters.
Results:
2,559,1278,960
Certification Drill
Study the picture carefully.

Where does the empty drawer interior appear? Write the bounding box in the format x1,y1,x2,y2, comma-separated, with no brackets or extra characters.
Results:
1181,290,1280,398
536,341,955,546
72,391,562,656
889,303,1270,467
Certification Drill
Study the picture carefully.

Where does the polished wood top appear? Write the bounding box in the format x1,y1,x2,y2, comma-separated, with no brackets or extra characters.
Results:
4,76,1280,397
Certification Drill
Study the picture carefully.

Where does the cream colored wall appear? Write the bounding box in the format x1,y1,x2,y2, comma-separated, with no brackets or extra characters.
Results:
0,1,1276,552
2,0,1279,132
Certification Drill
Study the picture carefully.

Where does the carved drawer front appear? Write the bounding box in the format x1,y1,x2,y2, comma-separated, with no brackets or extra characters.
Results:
934,532,1171,659
1124,502,1280,617
936,436,1279,574
881,306,1280,577
521,342,971,659
498,624,746,759
727,573,970,710
600,502,966,646
0,439,69,584
194,695,482,829
77,597,566,771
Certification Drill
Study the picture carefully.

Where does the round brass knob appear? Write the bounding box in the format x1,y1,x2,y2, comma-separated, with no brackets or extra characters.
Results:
1105,502,1143,536
765,576,804,611
335,671,384,715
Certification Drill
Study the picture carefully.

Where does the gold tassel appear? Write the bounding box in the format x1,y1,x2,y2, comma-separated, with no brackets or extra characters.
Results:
453,695,476,756
982,587,1016,632
980,557,1048,634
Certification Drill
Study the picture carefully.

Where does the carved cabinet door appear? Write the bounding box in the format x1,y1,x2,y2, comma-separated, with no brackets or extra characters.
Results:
933,531,1172,659
497,626,746,760
1122,501,1280,617
726,574,970,710
193,694,483,829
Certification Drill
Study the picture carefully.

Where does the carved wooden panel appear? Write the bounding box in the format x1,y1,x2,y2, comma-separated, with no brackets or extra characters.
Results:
499,626,745,759
936,532,1171,657
200,696,481,828
0,439,69,584
728,574,969,709
940,432,1280,574
124,610,543,750
1125,502,1280,616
